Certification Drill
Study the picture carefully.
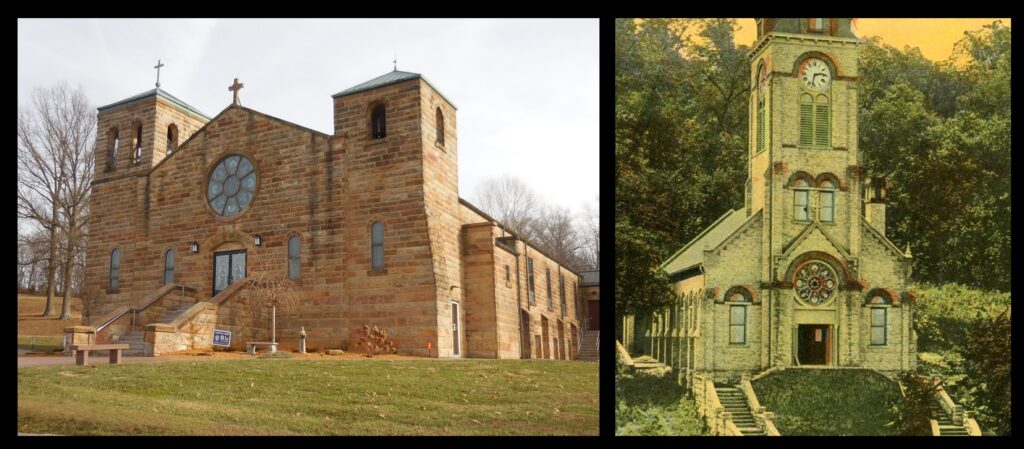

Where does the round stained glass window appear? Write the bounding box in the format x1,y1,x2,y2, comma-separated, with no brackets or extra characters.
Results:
794,261,837,305
207,155,256,218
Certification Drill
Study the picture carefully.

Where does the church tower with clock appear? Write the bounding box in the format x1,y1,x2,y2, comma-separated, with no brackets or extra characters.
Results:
655,18,916,386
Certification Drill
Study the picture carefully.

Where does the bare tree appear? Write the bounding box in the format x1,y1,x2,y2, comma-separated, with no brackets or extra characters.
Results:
246,254,300,345
473,175,542,241
580,198,600,270
18,82,95,319
533,205,587,271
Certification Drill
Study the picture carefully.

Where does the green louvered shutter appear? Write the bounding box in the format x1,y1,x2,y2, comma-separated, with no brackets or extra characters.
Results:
799,103,814,146
815,104,830,147
757,106,765,151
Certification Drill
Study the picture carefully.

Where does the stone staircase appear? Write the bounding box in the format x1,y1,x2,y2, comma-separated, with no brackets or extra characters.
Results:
578,330,599,361
112,303,194,356
716,385,765,436
931,403,969,436
115,331,147,356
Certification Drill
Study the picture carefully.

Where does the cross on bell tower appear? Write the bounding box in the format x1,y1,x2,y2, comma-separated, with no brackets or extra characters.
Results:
154,59,164,88
229,78,244,106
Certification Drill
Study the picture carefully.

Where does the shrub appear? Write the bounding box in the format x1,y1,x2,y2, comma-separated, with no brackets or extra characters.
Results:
890,370,937,436
358,324,397,358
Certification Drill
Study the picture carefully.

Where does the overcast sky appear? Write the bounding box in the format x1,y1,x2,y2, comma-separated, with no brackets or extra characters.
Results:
17,18,599,218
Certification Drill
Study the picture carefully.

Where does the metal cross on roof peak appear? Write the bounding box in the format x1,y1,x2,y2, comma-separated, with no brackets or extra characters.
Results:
154,59,165,88
229,78,244,106
393,50,397,71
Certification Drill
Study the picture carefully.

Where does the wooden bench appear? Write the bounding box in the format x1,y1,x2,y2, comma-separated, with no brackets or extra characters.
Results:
70,344,130,366
246,342,277,354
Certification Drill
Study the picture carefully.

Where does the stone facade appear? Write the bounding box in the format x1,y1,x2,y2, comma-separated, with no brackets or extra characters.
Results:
84,71,582,358
636,19,916,385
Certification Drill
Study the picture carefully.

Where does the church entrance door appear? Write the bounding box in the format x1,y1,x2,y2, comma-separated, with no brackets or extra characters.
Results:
451,301,461,357
213,250,246,296
797,324,831,365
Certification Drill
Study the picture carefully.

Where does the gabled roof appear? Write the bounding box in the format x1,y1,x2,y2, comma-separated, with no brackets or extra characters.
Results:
331,69,457,108
861,216,910,259
96,88,211,120
661,209,759,276
780,220,852,261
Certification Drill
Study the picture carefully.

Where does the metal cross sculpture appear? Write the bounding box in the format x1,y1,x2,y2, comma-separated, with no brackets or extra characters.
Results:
229,78,244,106
154,59,165,88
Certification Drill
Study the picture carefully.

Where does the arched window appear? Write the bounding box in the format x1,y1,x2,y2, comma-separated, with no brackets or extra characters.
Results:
371,104,386,140
166,124,178,156
800,94,831,148
546,268,553,310
288,235,301,280
756,63,767,152
163,249,175,285
109,248,121,290
133,123,143,165
107,127,119,171
793,178,811,221
819,179,836,223
435,107,444,145
371,221,384,270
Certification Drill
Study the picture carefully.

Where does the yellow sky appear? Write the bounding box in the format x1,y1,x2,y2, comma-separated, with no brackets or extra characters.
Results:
735,18,1010,62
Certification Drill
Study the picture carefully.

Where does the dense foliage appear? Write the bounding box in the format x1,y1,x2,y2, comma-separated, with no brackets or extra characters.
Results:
615,19,1011,316
615,352,706,435
751,369,902,436
890,370,938,436
911,283,1011,435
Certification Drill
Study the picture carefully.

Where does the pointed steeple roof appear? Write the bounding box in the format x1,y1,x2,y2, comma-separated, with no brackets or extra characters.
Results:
96,87,211,120
331,69,456,108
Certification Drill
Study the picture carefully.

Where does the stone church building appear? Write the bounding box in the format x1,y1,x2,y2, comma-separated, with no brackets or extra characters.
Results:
79,69,585,359
648,18,916,383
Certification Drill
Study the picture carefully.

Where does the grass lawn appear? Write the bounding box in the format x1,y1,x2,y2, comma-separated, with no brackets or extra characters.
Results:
751,369,901,436
615,356,705,435
18,358,598,436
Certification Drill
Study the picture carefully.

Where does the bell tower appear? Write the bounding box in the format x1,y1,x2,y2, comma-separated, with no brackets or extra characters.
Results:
746,18,867,270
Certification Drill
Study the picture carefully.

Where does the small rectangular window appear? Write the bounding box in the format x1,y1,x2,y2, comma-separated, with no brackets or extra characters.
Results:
794,190,810,221
729,305,746,344
820,191,835,222
505,264,511,287
871,307,887,345
809,18,826,32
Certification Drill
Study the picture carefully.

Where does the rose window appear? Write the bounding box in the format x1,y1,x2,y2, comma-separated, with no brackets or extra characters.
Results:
207,155,256,218
794,261,837,304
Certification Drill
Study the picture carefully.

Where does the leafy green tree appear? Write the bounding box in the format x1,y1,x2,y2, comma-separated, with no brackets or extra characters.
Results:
961,309,1011,435
891,370,938,436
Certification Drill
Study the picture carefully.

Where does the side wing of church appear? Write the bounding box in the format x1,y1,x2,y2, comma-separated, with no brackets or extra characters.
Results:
654,18,916,383
80,70,585,359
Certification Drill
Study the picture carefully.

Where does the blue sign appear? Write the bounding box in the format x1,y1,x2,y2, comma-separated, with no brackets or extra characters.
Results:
212,329,232,347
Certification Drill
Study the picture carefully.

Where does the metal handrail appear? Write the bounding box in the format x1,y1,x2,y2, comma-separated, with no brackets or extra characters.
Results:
576,318,588,359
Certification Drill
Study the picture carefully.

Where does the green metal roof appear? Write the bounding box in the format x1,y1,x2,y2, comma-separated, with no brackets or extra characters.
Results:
661,209,760,276
97,88,211,121
331,69,457,108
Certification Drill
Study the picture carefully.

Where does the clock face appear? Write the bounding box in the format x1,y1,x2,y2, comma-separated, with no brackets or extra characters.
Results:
800,58,831,90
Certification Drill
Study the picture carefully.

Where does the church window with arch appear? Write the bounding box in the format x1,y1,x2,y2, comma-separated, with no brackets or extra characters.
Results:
800,94,831,147
132,123,143,165
163,249,175,285
288,235,301,280
106,127,119,171
166,124,178,156
793,178,811,221
729,305,747,344
371,221,385,270
871,306,887,345
371,104,386,139
819,179,836,222
109,248,121,290
435,107,444,145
